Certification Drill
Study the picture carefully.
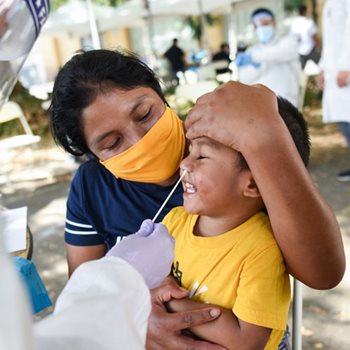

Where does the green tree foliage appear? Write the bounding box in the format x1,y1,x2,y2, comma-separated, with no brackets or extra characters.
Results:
184,14,218,47
284,0,305,13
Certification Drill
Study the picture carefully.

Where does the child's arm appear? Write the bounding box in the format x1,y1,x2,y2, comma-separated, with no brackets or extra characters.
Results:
167,298,271,350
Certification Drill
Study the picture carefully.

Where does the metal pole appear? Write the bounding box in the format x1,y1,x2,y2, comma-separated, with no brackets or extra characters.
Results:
198,0,208,50
292,278,303,350
86,0,101,49
143,0,156,68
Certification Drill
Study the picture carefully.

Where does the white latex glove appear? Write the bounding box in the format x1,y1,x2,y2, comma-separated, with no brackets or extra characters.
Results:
106,220,174,289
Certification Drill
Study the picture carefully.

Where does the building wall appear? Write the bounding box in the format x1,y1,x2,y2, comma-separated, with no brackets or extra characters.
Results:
103,28,132,51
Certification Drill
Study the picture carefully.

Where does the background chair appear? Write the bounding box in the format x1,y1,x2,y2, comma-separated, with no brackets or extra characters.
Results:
0,101,41,152
0,101,41,188
292,279,303,350
175,80,219,105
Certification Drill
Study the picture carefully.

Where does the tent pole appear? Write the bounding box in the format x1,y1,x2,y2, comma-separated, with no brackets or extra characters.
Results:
86,0,102,49
198,0,208,50
143,0,157,68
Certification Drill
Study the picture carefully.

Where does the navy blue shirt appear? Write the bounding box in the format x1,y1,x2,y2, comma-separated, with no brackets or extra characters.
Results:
65,159,183,250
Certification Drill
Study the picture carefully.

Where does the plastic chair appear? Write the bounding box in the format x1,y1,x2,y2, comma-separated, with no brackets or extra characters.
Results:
292,278,303,350
298,71,308,111
0,101,41,187
0,101,41,152
175,80,219,105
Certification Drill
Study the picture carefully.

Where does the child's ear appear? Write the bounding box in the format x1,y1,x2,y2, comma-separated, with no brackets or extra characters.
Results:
243,176,261,199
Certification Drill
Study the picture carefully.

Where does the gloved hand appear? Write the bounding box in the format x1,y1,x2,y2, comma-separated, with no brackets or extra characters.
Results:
106,219,174,289
235,52,261,68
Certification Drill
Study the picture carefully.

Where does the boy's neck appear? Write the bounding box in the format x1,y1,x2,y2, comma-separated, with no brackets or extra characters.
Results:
194,211,259,237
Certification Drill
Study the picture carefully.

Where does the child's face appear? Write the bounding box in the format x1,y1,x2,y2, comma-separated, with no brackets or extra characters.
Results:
180,137,250,217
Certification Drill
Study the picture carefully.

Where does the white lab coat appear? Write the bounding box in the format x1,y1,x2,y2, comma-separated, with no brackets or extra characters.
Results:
238,34,301,107
0,221,151,350
319,0,350,123
289,16,318,56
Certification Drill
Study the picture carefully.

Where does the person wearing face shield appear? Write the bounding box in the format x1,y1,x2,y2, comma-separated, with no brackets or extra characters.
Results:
236,8,301,108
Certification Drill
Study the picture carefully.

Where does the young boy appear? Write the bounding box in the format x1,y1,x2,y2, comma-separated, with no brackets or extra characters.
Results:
162,96,310,350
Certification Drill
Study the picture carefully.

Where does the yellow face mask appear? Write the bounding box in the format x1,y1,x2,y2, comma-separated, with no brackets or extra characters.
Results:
100,106,185,183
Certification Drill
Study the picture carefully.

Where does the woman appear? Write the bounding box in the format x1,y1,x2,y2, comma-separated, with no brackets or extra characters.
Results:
50,49,345,350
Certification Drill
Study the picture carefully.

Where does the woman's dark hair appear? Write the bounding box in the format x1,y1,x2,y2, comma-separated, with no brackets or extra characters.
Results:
49,49,166,156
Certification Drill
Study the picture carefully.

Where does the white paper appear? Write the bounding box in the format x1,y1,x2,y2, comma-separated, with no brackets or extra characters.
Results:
1,207,27,253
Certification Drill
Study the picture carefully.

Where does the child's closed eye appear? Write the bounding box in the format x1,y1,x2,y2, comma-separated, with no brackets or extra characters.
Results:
197,155,208,160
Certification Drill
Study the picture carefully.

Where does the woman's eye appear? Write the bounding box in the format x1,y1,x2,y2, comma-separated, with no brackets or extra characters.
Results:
139,109,151,122
197,155,207,160
106,138,120,151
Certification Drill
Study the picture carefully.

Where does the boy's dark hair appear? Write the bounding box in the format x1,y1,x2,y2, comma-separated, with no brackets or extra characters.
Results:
49,49,165,156
239,96,310,169
251,8,275,21
277,96,310,166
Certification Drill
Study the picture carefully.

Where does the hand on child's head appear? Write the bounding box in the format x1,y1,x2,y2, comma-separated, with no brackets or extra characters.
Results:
185,82,279,152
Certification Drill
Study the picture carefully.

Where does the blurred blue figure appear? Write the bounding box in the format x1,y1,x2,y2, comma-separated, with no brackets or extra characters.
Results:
237,8,300,107
235,52,261,68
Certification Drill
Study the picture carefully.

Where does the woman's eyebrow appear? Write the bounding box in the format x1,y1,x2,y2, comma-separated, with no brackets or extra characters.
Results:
129,94,149,115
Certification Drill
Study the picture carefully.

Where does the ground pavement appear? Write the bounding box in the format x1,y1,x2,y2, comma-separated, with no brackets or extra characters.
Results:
1,111,350,349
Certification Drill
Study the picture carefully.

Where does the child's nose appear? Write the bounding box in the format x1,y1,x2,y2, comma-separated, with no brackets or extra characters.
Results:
180,157,193,174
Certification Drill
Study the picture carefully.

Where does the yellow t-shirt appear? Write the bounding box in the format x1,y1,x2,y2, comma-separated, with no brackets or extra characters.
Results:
163,207,291,350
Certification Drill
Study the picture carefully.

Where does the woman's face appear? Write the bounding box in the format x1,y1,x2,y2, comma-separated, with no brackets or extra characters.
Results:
81,86,165,161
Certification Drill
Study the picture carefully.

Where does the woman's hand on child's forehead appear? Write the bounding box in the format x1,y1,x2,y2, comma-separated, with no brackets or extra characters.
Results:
185,82,279,151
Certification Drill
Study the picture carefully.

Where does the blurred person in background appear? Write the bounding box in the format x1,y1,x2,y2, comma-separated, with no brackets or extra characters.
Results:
236,8,300,107
163,38,186,86
212,42,231,75
289,4,320,70
317,0,350,182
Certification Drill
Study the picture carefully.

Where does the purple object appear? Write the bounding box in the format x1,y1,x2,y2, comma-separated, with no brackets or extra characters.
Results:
106,220,174,289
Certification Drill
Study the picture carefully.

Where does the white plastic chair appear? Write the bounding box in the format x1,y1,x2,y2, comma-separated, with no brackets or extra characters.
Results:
175,80,219,105
292,278,303,350
0,101,41,152
0,101,41,187
298,71,308,111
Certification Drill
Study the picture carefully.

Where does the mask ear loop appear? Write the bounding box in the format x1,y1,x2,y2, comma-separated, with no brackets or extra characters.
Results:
152,170,187,223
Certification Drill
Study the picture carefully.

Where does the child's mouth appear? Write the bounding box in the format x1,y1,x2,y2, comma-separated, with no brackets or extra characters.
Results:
183,181,196,194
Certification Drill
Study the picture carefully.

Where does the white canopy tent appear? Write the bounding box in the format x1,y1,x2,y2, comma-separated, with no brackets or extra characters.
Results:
41,0,245,38
41,0,144,37
117,0,245,17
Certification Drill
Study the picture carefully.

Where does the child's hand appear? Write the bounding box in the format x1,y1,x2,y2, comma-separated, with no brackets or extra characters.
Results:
106,219,174,289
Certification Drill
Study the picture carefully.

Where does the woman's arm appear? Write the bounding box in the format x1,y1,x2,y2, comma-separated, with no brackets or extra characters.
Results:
167,299,271,350
66,243,106,277
185,82,345,289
